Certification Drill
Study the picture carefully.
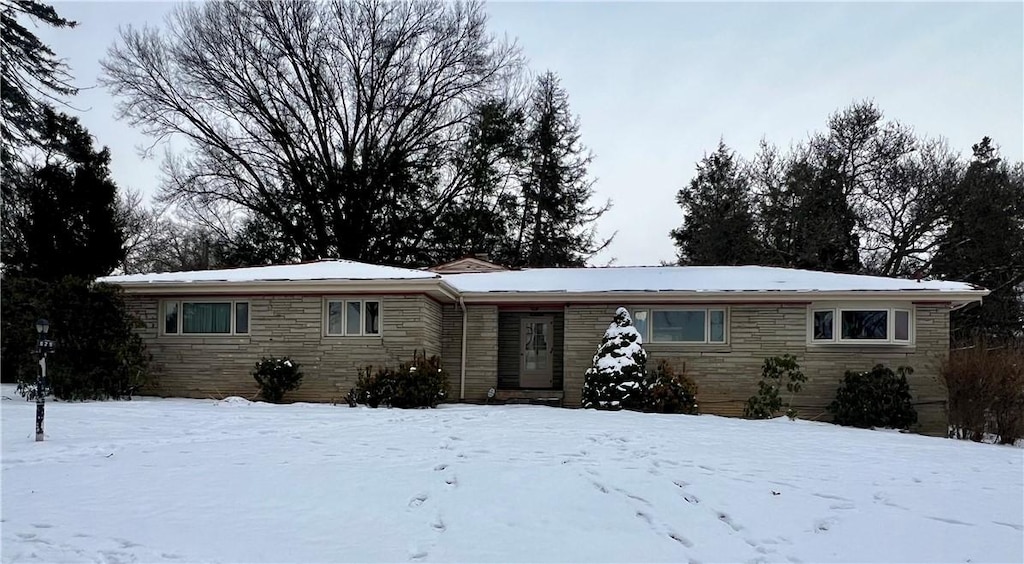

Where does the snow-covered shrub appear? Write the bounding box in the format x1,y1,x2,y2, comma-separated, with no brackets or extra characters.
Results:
582,307,648,410
644,359,698,414
828,364,917,430
350,352,449,408
943,342,1024,444
252,357,303,403
743,355,806,420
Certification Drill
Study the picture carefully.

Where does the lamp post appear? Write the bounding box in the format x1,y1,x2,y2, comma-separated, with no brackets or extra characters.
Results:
34,319,54,442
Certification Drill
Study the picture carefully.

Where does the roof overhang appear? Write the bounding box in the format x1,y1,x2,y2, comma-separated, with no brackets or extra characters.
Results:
456,289,989,306
104,278,462,303
102,279,988,308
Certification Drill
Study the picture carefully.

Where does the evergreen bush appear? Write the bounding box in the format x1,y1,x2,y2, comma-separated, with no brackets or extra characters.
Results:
827,364,918,430
350,352,450,408
644,360,698,415
743,355,806,419
582,307,647,410
4,277,151,400
252,357,303,403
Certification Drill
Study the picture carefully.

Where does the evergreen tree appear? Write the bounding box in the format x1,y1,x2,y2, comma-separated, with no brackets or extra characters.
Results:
429,97,527,265
787,151,862,273
670,141,762,265
515,71,609,267
2,108,125,280
754,147,861,273
582,307,647,411
1,0,77,168
932,137,1024,341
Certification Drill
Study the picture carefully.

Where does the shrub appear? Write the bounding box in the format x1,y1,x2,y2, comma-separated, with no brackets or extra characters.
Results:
582,307,647,411
350,352,450,408
743,355,806,420
643,360,698,414
943,342,1024,445
252,357,303,403
828,364,917,430
4,277,151,400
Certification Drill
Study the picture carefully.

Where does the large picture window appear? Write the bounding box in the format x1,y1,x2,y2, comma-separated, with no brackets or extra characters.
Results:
325,299,381,336
631,308,727,344
163,300,250,335
810,306,912,344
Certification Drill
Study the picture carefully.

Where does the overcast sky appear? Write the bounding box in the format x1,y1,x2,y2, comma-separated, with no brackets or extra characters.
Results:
37,1,1024,266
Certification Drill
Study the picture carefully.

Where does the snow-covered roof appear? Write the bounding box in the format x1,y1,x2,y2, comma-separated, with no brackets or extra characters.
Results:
99,261,984,297
442,265,981,294
98,260,439,285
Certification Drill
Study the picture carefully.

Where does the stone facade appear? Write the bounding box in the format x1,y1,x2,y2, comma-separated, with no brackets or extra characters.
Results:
127,293,952,435
125,294,442,402
562,303,951,435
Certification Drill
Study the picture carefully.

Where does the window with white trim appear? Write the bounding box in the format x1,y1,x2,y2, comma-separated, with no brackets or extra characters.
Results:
325,299,381,336
810,306,912,344
631,308,727,344
162,300,250,335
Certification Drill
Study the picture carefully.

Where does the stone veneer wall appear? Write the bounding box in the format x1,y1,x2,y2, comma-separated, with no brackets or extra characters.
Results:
125,294,442,402
128,293,952,435
562,303,951,436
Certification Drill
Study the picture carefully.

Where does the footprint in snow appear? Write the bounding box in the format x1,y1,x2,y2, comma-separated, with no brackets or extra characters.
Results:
926,516,974,526
408,494,428,509
668,532,694,548
433,463,448,472
812,493,851,502
30,523,53,529
718,512,743,532
814,517,837,532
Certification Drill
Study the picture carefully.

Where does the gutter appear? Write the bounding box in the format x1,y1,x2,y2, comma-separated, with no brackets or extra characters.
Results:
454,289,991,304
458,296,467,402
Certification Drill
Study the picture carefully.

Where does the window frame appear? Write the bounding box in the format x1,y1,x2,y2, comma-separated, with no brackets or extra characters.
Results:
161,299,251,336
631,307,728,345
323,298,383,337
808,305,914,346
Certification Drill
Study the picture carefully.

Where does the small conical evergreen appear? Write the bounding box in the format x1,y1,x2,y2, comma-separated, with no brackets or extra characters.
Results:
582,307,647,410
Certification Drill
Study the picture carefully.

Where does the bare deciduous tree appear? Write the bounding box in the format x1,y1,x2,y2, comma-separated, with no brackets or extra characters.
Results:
101,0,521,265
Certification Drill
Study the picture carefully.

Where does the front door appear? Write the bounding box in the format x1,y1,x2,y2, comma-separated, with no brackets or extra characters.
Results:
519,317,554,388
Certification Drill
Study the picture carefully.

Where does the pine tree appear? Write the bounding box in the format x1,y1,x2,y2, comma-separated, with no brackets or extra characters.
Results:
1,0,78,167
429,97,527,265
754,148,861,273
582,307,648,411
670,141,762,265
787,152,862,273
516,71,609,267
932,137,1024,341
2,109,125,280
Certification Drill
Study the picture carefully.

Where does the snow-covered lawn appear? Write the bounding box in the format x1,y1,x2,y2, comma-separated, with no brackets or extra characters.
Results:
2,388,1021,563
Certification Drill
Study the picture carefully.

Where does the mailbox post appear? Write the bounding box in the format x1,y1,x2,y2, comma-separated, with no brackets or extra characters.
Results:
35,319,55,442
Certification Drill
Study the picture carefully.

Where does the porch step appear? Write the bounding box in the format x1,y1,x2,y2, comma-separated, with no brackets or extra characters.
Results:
494,389,564,407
